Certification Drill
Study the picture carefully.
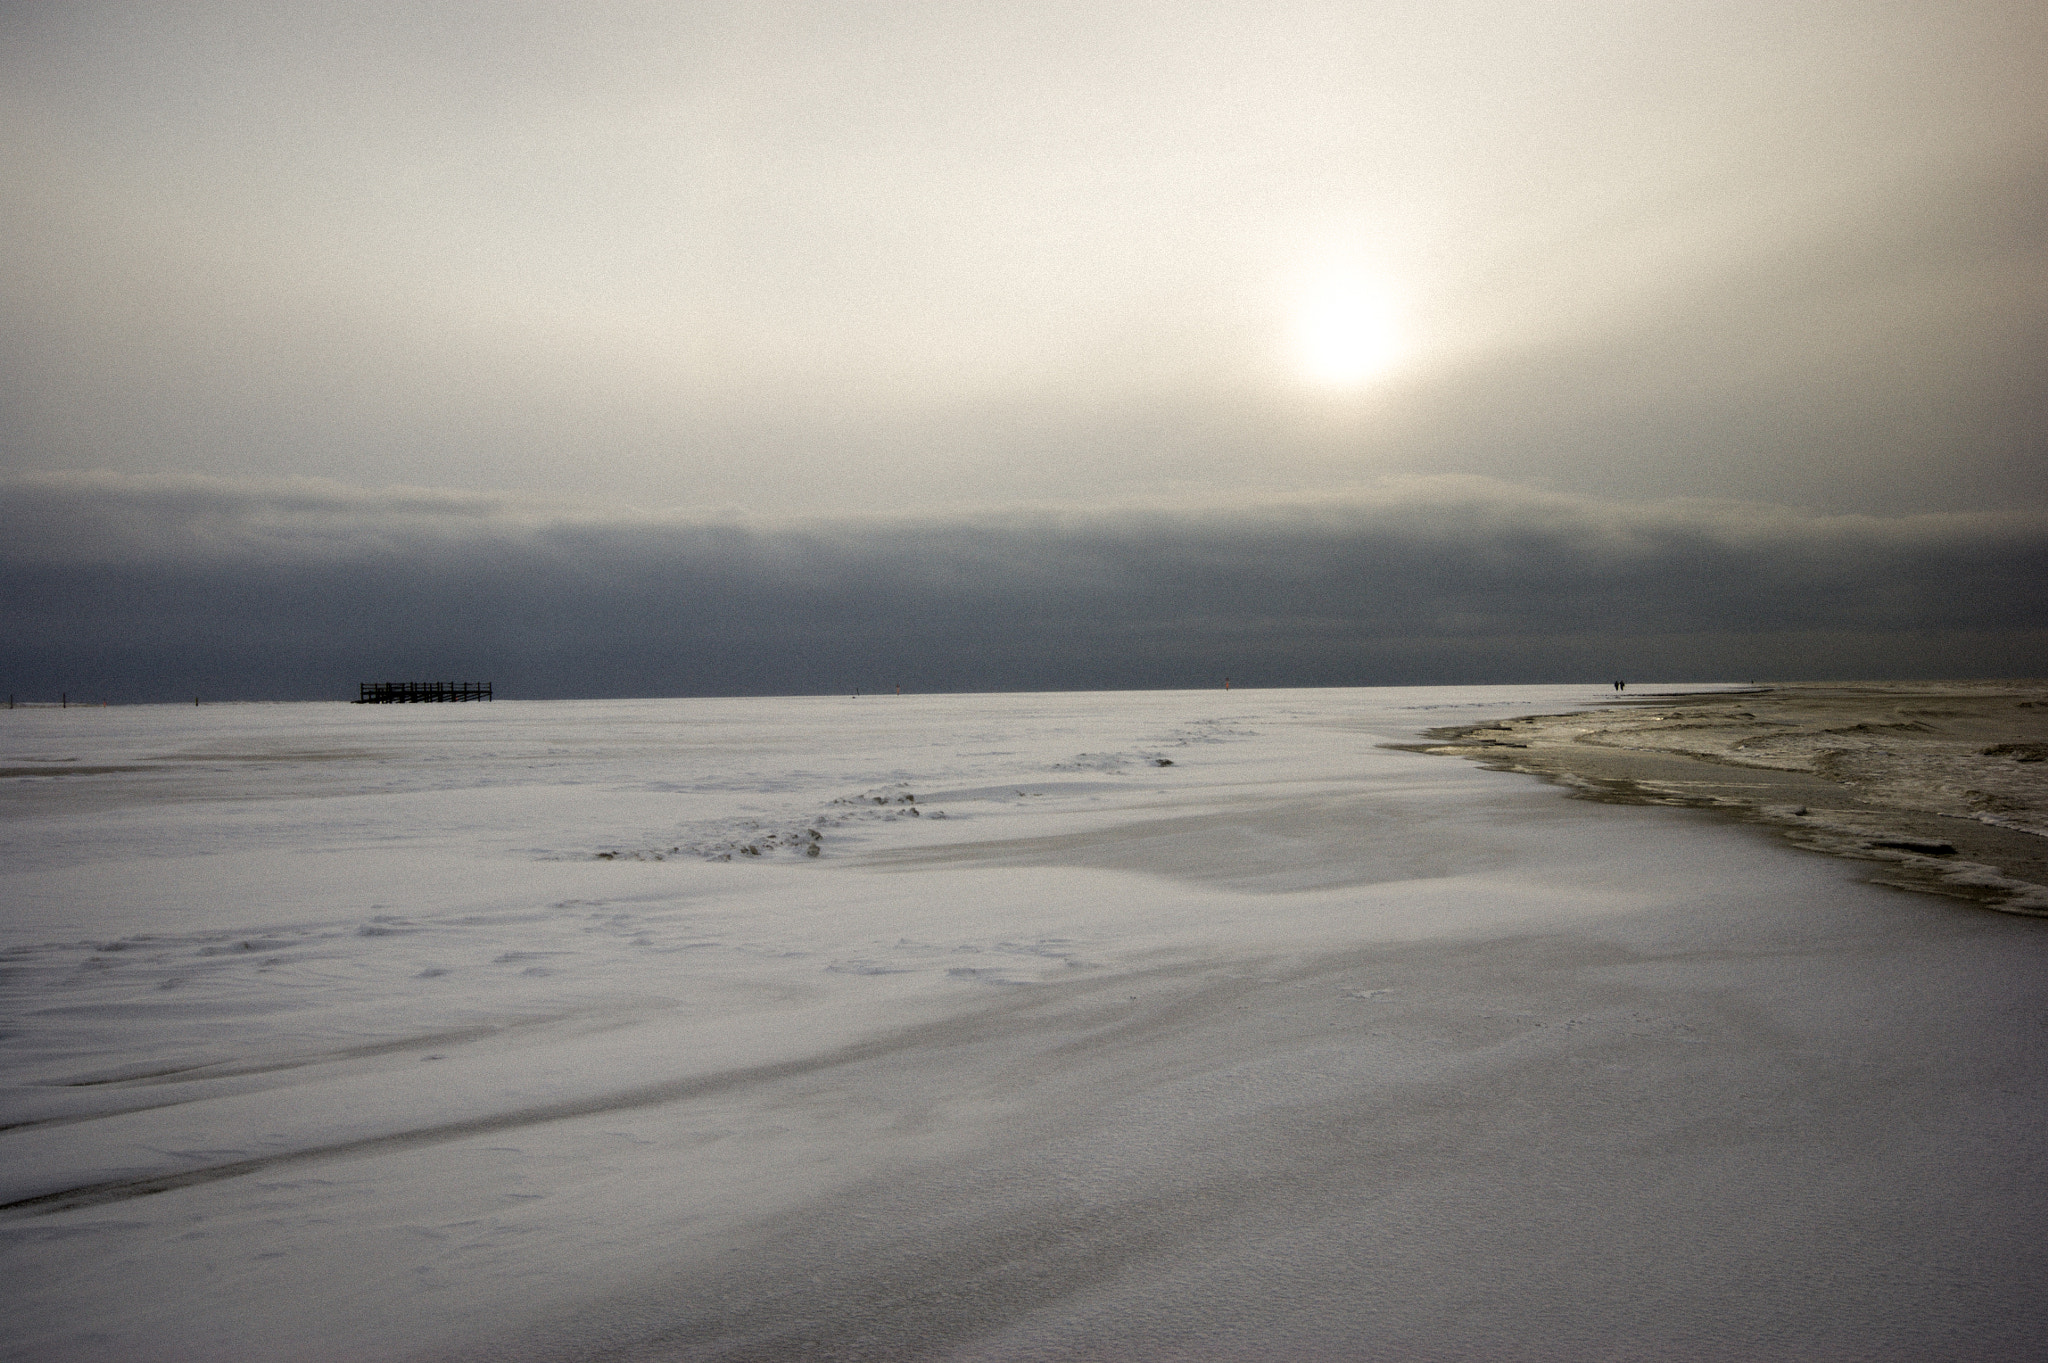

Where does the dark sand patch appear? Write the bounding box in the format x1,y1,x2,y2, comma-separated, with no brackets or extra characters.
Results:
1408,680,2048,915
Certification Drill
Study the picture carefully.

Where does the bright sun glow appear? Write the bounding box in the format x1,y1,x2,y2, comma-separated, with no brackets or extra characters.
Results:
1291,279,1401,388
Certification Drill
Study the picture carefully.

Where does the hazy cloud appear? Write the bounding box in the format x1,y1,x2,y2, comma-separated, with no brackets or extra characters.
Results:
4,2,2043,518
6,473,2041,700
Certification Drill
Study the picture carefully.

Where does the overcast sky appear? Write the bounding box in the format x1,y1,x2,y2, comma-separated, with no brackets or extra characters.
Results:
4,3,2045,696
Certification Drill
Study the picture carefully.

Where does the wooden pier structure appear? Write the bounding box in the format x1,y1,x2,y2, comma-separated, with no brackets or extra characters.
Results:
356,682,492,704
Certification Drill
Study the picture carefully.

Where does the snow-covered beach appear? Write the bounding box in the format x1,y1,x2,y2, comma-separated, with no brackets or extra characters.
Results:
4,686,2045,1360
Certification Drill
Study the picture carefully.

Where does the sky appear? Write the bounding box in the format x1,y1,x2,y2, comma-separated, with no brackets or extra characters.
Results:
4,1,2045,698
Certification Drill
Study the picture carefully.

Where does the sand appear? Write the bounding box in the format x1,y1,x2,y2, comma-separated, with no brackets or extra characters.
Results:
1414,680,2048,914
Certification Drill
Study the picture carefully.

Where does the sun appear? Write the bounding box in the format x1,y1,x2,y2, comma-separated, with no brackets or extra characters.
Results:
1290,278,1401,388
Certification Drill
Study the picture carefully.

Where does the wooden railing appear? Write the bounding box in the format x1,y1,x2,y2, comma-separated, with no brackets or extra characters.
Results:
355,682,492,704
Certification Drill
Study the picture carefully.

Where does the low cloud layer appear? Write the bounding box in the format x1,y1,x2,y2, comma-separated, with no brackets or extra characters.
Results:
6,473,2042,702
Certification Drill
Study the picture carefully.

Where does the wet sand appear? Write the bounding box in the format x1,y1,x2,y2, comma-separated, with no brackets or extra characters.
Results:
1413,680,2048,914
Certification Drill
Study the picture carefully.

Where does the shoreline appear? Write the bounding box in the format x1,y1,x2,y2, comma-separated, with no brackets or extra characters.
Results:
1407,680,2048,916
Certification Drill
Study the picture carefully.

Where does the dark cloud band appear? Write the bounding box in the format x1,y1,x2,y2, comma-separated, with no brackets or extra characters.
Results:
5,473,2043,700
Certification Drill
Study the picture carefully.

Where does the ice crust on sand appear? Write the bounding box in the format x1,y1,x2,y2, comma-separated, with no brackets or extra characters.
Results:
1421,679,2048,913
3,685,2046,1361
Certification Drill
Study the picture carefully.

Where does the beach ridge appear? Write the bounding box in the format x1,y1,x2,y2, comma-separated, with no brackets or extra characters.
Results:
1412,680,2048,915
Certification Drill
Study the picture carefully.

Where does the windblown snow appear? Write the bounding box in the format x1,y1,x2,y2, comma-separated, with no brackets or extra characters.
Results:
3,687,2044,1361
